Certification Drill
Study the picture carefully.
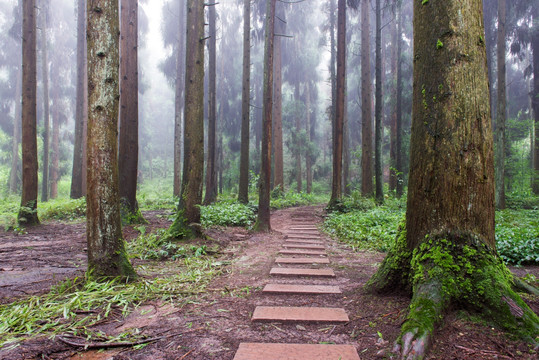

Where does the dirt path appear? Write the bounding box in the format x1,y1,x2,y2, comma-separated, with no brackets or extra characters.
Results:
1,206,537,359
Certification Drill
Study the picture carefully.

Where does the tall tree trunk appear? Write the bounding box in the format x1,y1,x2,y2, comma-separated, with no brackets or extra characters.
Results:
10,67,22,194
18,0,39,226
368,1,539,357
294,82,302,193
119,0,143,223
86,0,135,279
40,1,50,202
255,0,276,232
272,4,285,193
238,0,251,204
495,0,506,209
305,81,313,194
50,64,59,199
204,3,218,205
389,5,398,193
329,0,336,151
343,96,350,195
173,0,186,198
71,0,86,199
374,0,383,203
329,0,345,208
169,0,205,238
532,27,539,194
361,0,373,197
395,2,403,198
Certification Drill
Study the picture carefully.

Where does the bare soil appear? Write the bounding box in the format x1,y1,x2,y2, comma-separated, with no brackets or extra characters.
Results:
0,206,537,360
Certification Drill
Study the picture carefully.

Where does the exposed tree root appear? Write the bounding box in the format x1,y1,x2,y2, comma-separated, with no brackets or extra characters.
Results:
369,229,539,360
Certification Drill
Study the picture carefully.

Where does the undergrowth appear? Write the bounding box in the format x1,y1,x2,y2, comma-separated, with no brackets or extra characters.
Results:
201,200,257,227
495,209,539,265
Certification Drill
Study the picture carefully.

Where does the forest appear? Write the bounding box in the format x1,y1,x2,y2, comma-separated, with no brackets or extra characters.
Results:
0,0,538,359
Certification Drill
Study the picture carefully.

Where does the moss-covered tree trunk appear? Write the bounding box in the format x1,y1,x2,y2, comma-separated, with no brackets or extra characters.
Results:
367,0,539,358
254,0,276,232
86,0,136,280
360,0,373,197
18,0,39,226
238,0,251,204
169,0,205,239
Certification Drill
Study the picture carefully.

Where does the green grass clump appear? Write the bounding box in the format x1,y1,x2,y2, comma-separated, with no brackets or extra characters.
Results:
39,197,86,222
270,190,328,209
495,209,539,265
201,200,257,227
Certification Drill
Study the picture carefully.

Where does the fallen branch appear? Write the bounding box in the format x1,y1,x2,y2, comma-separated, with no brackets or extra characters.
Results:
57,331,187,349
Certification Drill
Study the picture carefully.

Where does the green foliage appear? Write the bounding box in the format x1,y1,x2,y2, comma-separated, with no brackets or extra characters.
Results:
200,200,256,227
495,209,539,265
39,197,86,221
270,190,328,209
137,178,176,211
506,192,539,210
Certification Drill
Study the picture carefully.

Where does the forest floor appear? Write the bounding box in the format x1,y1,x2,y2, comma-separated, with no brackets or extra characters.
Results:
0,206,538,360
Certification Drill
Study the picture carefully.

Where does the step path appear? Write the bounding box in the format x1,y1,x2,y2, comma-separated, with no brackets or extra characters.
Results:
233,214,360,360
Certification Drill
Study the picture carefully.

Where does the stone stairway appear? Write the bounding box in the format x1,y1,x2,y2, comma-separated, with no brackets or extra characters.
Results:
233,216,360,359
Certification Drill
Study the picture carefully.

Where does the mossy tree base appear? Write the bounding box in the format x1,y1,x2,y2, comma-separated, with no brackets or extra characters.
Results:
368,228,539,359
167,210,202,240
87,244,137,282
17,201,40,227
120,198,147,225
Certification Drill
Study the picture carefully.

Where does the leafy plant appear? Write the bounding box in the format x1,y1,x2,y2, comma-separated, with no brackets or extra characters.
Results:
495,209,539,265
200,200,256,227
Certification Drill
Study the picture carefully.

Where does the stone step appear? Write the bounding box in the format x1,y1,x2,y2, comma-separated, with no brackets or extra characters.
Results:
262,283,341,294
275,257,330,264
289,226,318,230
233,343,360,360
282,243,325,250
252,306,349,323
270,267,336,278
287,234,321,240
286,231,320,236
278,249,327,256
285,239,324,245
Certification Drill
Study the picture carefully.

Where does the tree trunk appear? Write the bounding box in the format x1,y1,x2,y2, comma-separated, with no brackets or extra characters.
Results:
18,0,39,226
238,0,251,204
368,1,539,357
50,64,59,199
374,0,383,203
295,82,302,193
86,0,135,279
255,0,276,232
168,0,205,239
495,0,506,209
173,0,186,198
329,0,345,208
329,0,336,154
343,97,350,195
532,27,539,194
305,81,313,194
71,0,86,199
10,67,22,194
389,5,398,193
40,1,50,203
118,0,143,223
272,4,285,193
361,0,374,197
204,3,218,205
395,2,403,198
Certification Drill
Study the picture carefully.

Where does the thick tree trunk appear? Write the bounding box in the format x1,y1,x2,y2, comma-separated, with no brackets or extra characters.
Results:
204,3,218,205
238,0,251,204
395,3,403,198
532,29,539,194
329,0,345,208
40,3,50,203
118,0,143,223
305,81,312,194
255,0,276,232
368,1,539,357
50,66,59,199
169,0,205,239
272,4,284,193
86,0,135,279
495,0,506,209
18,0,39,226
295,82,302,193
361,0,373,197
329,0,336,153
389,6,398,193
374,0,383,204
173,0,186,198
71,0,86,199
10,67,22,194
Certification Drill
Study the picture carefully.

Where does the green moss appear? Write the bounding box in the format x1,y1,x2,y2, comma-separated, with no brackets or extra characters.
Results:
436,39,444,49
167,210,195,240
421,0,429,4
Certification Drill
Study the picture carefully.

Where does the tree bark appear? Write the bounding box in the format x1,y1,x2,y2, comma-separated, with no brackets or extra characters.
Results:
86,0,135,279
18,0,39,226
40,1,50,202
374,0,383,204
71,0,86,199
50,63,59,199
361,0,374,197
173,0,186,198
305,80,313,194
395,3,403,198
118,0,143,223
238,0,251,204
255,0,276,232
532,27,539,194
10,67,22,194
329,0,345,208
495,0,506,209
294,82,302,193
272,4,285,193
169,0,205,238
204,3,218,205
389,5,398,193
